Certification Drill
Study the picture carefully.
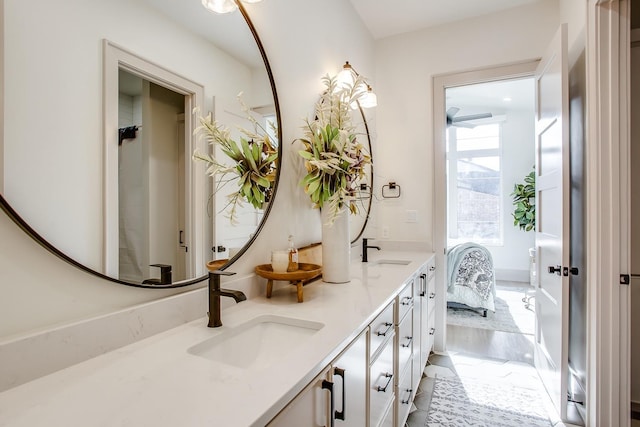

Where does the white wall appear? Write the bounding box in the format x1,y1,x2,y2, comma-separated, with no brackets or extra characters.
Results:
494,108,536,276
0,0,374,339
372,0,560,251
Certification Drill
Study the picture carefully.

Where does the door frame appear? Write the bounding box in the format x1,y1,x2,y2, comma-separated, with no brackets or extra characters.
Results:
432,59,539,353
585,1,630,426
102,40,206,280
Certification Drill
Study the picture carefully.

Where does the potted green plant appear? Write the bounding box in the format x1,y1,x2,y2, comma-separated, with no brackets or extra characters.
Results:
193,94,278,224
511,169,535,232
296,73,372,283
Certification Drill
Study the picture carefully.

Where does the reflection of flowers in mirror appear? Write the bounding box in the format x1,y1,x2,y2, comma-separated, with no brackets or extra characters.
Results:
296,74,372,225
193,93,278,224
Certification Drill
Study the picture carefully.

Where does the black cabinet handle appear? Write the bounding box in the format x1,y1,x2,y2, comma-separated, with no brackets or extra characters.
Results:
322,379,334,427
401,336,413,348
333,367,346,421
429,292,436,299
429,327,435,335
429,265,435,271
419,273,427,296
375,322,393,337
376,373,393,392
401,296,413,306
401,388,413,405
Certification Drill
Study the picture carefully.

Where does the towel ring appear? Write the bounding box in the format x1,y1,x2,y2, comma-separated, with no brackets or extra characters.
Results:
382,182,401,199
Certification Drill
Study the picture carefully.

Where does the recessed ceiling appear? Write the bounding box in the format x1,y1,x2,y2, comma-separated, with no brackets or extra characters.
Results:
349,0,543,39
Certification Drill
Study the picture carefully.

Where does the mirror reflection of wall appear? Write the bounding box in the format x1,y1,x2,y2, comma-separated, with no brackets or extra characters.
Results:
118,70,195,283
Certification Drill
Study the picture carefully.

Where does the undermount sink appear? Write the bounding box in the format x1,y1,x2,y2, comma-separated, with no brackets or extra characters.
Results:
374,259,411,266
188,315,324,370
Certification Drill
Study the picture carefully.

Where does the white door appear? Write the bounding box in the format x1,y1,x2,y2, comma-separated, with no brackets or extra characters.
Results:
534,23,570,420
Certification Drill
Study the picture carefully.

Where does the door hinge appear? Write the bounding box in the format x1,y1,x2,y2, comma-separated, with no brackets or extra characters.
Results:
621,274,630,285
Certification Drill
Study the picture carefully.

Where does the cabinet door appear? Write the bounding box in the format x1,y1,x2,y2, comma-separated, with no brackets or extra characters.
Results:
418,267,430,369
332,329,368,426
370,336,395,427
268,366,331,427
412,273,423,388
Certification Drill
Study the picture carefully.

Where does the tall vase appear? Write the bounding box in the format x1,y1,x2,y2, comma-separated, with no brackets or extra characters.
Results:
321,208,351,283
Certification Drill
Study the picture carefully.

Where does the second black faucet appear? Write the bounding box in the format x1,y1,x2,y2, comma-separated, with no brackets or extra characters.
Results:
362,238,381,262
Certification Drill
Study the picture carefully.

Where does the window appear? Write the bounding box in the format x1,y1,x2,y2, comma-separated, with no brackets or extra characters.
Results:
447,123,502,246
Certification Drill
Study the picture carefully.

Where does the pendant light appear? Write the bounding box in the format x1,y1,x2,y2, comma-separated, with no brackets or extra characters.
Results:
201,0,237,13
202,0,263,14
338,61,377,109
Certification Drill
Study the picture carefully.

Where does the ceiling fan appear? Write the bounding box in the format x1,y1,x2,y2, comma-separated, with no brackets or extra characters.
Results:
446,107,492,128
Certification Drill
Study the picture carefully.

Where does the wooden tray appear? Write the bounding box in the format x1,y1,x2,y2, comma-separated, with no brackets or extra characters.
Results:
206,259,229,271
255,263,322,303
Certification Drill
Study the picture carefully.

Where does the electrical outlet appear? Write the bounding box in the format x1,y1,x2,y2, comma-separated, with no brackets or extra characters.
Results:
382,226,389,239
406,210,418,223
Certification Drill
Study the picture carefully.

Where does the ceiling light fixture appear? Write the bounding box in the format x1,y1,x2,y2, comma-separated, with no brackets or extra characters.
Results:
202,0,263,14
337,61,377,109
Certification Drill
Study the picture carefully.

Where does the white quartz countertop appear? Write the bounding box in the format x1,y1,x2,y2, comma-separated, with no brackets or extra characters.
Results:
0,250,433,427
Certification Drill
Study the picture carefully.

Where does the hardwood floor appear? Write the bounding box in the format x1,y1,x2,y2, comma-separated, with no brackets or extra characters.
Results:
405,281,540,426
445,323,534,364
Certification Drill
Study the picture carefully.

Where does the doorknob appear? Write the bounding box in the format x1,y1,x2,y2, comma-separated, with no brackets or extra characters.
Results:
548,265,561,275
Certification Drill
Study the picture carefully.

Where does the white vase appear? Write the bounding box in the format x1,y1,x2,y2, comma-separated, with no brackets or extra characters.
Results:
321,208,351,283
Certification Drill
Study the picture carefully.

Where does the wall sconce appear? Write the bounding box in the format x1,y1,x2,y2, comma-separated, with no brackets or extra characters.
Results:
202,0,263,14
336,61,377,109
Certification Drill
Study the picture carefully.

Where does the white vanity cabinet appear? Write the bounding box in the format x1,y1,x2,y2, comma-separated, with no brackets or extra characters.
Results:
268,255,436,427
268,329,368,427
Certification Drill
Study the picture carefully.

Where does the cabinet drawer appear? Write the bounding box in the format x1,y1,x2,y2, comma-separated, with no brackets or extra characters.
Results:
427,258,436,280
427,286,436,315
370,337,395,427
370,302,395,359
396,281,414,323
397,309,413,377
397,363,413,427
427,310,436,353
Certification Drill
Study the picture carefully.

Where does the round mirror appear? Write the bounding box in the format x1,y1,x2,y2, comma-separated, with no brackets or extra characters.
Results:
1,0,281,287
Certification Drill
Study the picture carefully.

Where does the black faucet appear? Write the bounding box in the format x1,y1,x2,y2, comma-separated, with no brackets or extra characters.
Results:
362,238,381,262
208,270,246,328
141,264,172,285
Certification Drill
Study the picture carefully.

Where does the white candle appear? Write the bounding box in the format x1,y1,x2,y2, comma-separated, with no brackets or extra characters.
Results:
271,250,289,273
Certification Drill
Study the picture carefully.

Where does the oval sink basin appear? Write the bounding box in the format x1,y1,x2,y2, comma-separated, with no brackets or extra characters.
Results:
188,315,324,370
374,259,411,265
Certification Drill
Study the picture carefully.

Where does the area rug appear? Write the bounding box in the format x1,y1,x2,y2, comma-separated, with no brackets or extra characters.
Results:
446,285,535,335
425,374,553,427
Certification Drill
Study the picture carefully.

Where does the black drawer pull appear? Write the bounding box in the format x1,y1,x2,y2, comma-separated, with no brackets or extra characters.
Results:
401,336,413,348
375,322,393,337
429,327,435,335
333,367,346,421
376,373,393,392
401,296,413,306
429,292,436,299
429,265,435,271
401,388,413,405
